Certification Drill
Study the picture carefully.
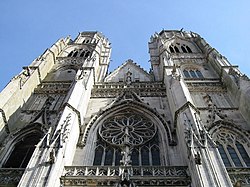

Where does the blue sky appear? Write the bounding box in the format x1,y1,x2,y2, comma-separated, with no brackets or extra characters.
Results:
0,0,250,91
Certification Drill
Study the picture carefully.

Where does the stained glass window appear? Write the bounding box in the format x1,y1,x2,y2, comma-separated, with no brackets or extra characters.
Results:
93,111,161,166
215,130,250,168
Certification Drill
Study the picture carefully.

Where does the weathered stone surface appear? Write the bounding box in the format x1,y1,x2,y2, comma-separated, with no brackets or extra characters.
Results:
0,30,249,187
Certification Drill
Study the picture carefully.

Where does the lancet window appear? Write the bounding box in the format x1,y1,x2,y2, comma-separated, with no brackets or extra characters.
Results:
183,69,203,78
93,111,161,166
169,44,192,53
215,130,250,167
67,49,91,58
3,133,41,168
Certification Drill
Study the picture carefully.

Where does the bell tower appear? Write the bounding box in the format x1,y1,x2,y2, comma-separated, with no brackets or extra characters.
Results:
58,31,111,82
0,32,111,187
148,30,250,187
1,30,250,187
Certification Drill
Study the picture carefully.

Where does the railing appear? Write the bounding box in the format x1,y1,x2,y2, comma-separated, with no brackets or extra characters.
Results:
227,167,250,185
61,166,191,186
0,168,25,186
171,53,204,59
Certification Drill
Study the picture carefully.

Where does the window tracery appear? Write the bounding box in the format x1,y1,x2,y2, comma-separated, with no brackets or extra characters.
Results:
183,69,203,78
169,44,193,53
93,111,161,166
67,49,91,58
215,130,250,167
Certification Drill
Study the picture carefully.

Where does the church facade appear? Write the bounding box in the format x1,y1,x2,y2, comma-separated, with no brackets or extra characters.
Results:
0,30,250,187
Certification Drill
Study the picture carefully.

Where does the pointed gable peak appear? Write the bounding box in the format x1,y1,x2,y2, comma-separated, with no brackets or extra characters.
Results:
105,59,152,82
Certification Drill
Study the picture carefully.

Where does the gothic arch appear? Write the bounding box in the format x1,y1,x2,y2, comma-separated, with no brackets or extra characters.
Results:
81,100,173,147
0,126,43,168
181,64,204,78
167,36,200,54
60,45,95,58
209,120,250,140
209,121,250,167
80,100,174,166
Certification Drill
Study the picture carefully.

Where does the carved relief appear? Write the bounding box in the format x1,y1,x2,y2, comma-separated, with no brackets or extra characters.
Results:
35,82,71,94
91,82,166,98
81,93,174,147
99,111,157,146
61,166,191,186
186,81,226,92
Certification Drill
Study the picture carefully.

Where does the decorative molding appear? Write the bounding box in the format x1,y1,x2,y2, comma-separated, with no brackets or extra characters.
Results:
171,53,205,60
34,81,72,94
174,101,199,130
197,107,239,111
56,55,96,65
227,168,250,185
0,168,25,186
208,121,250,142
80,95,174,147
99,111,157,146
185,80,226,92
61,166,191,186
91,82,166,98
61,103,82,133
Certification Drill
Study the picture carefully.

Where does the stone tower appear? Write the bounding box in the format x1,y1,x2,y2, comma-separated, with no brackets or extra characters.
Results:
0,30,250,187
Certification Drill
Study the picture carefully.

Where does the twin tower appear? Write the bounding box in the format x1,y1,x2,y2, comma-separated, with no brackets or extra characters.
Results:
0,30,250,187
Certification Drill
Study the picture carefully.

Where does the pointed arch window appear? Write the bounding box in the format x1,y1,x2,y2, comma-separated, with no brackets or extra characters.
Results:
80,51,85,57
83,38,91,44
73,51,78,57
183,69,203,78
141,146,150,165
3,133,41,168
80,50,91,58
236,142,250,167
181,46,187,53
131,149,139,166
151,145,161,165
183,70,190,78
115,150,122,166
196,70,203,78
215,130,250,168
93,111,162,166
68,51,73,57
169,46,175,53
186,46,192,53
174,46,180,53
189,70,197,78
93,145,104,165
227,146,242,167
218,144,231,167
85,51,90,58
104,147,114,165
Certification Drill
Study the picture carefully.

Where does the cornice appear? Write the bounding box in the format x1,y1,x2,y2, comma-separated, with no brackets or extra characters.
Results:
34,81,72,94
91,82,166,98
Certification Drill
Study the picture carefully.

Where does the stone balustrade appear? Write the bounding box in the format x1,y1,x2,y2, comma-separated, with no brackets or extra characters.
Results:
61,166,191,186
0,168,25,186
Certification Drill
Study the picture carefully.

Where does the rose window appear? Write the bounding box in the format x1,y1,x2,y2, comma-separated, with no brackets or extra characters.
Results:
99,112,157,146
